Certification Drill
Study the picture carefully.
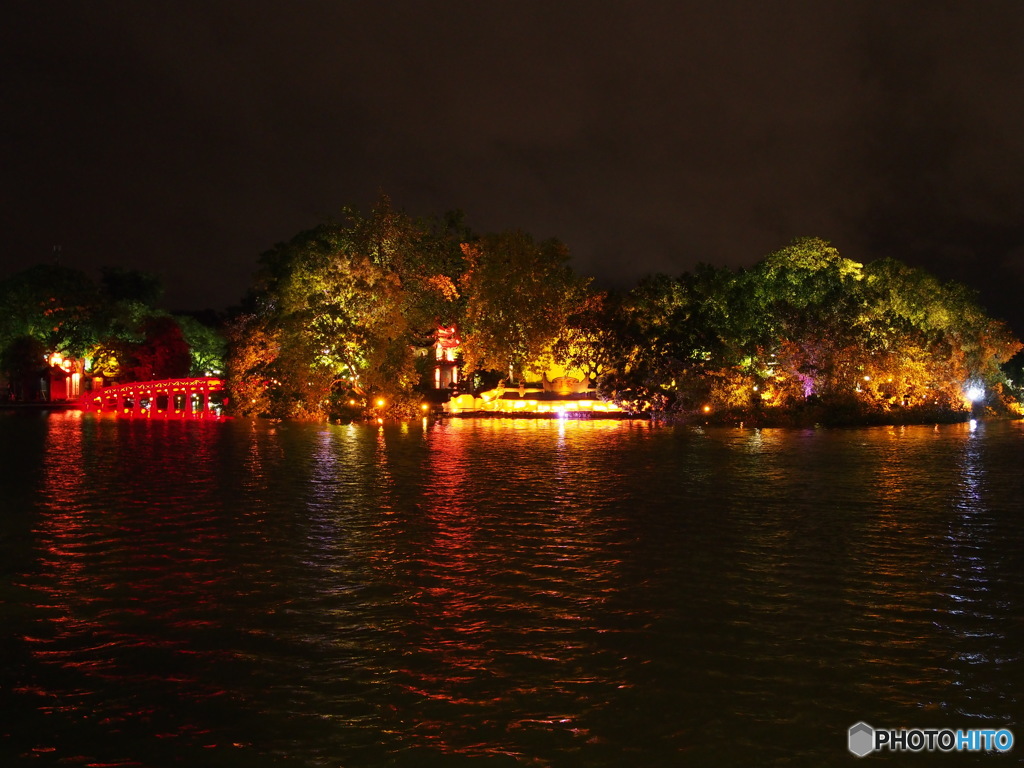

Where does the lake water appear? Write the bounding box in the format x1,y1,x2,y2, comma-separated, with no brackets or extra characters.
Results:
1,411,1022,766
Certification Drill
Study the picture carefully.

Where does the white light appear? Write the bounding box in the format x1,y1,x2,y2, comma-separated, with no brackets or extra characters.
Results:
965,385,984,403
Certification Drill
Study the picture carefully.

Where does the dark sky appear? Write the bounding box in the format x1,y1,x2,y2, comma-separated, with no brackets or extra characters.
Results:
4,1,1024,331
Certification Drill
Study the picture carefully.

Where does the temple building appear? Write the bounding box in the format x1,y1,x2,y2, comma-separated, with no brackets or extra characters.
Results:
420,325,625,417
45,352,84,401
432,325,460,390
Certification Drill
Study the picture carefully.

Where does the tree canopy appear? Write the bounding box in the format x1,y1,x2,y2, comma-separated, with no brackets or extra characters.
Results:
594,237,1022,423
225,206,1023,424
227,197,470,419
6,202,1017,425
459,231,592,382
0,263,227,397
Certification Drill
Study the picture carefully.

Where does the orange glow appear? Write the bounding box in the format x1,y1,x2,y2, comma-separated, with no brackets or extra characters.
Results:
443,380,624,418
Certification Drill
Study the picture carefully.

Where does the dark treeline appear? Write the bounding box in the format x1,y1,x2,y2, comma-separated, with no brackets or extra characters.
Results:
3,195,1021,423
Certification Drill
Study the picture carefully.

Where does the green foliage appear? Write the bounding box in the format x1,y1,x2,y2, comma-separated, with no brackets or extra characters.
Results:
550,289,618,380
225,196,1021,424
595,237,1022,421
0,262,203,392
174,314,227,376
224,313,278,417
229,197,468,419
0,263,101,358
596,265,761,414
6,217,1017,426
459,231,592,382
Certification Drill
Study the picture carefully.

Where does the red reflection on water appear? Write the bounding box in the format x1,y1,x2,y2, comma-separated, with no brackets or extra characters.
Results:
18,412,241,762
371,420,627,759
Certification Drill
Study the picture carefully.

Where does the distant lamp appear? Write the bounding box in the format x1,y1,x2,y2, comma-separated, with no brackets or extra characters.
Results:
965,385,985,403
376,398,386,408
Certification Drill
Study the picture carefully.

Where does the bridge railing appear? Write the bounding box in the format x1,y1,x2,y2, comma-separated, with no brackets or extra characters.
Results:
83,377,228,418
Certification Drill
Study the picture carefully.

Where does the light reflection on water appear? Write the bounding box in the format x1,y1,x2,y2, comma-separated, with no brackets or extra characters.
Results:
1,412,1022,766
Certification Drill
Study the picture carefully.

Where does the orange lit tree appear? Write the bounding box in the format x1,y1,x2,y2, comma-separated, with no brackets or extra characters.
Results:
228,197,469,419
458,230,593,385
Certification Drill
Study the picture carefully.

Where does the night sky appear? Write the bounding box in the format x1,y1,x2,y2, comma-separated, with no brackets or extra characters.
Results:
4,2,1024,332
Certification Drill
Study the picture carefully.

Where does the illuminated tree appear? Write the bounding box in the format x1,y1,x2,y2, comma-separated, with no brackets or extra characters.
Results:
861,258,1021,412
594,236,1021,421
596,273,694,413
175,314,227,377
459,231,591,383
0,264,100,359
226,202,1022,424
224,313,279,417
550,289,617,381
119,316,191,381
85,269,189,381
229,198,468,419
747,237,869,402
596,265,760,414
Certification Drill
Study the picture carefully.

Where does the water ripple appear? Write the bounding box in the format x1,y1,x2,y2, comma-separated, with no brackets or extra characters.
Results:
1,413,1022,765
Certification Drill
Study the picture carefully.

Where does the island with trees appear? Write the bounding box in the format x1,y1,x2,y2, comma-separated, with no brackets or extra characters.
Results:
3,196,1022,426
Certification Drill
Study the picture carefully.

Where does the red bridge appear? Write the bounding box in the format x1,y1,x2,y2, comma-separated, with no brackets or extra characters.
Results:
83,377,227,418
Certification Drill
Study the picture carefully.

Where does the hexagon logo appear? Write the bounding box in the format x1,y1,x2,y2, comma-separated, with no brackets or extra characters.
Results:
849,722,875,757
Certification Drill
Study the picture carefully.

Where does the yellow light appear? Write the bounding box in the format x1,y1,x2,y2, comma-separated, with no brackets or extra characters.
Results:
349,399,356,406
703,405,711,413
420,404,429,411
376,399,385,407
